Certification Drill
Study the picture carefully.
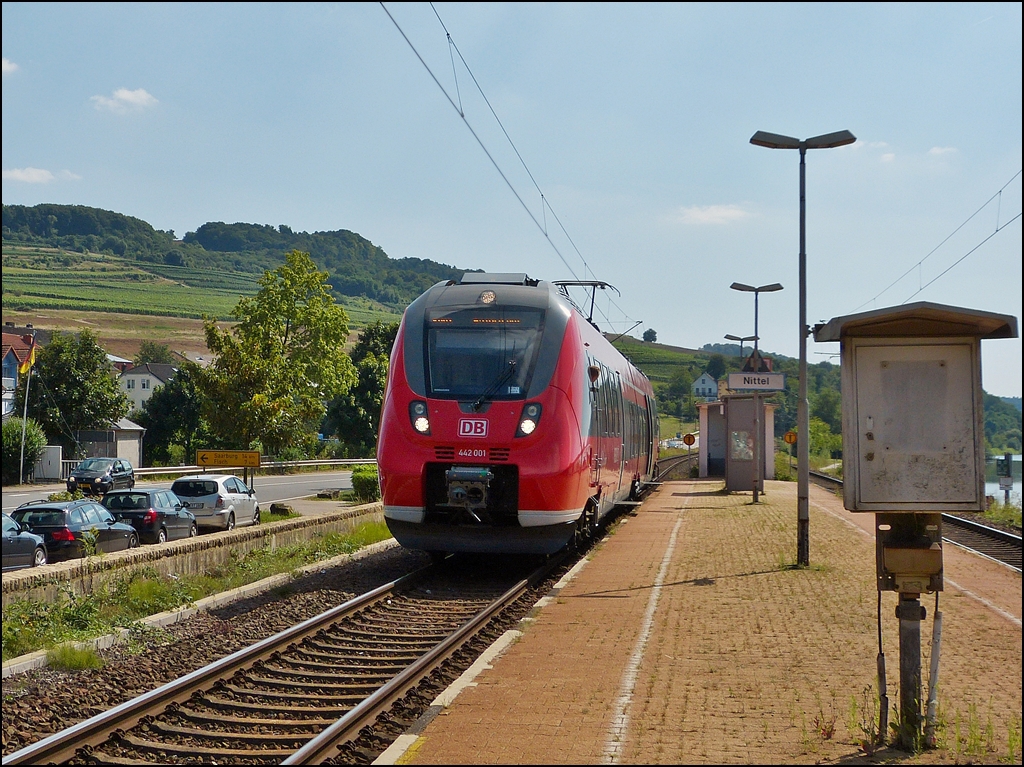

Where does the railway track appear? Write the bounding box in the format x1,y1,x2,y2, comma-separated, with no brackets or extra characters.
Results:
809,470,1022,572
655,453,697,481
4,556,562,766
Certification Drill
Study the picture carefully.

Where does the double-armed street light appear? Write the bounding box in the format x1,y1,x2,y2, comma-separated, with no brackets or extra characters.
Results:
724,333,757,362
750,129,856,565
729,283,783,503
730,282,783,371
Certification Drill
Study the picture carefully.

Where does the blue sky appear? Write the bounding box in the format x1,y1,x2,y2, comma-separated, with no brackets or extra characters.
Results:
3,2,1022,397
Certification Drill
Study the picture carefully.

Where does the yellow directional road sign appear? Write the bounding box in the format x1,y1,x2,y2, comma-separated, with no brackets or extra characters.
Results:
196,450,261,468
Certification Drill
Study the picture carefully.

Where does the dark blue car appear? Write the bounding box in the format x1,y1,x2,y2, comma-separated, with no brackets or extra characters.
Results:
2,513,48,570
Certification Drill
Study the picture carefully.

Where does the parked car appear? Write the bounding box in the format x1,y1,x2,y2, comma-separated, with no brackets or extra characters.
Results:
67,457,136,496
170,475,260,531
2,513,48,570
101,489,198,544
11,499,139,562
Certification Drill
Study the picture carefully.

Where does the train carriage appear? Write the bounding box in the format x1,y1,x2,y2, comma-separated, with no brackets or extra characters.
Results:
376,273,659,555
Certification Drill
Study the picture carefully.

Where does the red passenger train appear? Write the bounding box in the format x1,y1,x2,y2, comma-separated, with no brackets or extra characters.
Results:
376,273,659,556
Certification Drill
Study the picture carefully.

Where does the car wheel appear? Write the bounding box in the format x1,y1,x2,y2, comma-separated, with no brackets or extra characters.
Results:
128,479,136,490
128,533,139,549
189,523,198,538
157,528,167,544
33,547,47,567
253,505,260,525
226,513,235,531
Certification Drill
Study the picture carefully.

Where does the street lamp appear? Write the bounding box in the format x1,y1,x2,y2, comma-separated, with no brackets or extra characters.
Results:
730,282,783,371
724,333,757,361
750,129,855,565
729,283,782,503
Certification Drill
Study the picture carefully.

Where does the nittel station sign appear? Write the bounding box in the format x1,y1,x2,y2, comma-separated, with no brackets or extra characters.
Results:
727,372,786,391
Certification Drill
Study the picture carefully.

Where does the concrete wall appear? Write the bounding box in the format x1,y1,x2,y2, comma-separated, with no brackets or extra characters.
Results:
1,503,383,607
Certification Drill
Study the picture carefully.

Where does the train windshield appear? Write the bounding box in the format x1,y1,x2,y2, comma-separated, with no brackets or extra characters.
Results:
426,308,545,399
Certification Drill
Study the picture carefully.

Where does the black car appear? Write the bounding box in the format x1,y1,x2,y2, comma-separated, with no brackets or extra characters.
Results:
11,499,139,562
67,457,136,496
101,489,198,544
2,513,48,570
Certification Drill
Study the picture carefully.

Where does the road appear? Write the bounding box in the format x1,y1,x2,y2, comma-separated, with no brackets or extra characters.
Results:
1,470,354,515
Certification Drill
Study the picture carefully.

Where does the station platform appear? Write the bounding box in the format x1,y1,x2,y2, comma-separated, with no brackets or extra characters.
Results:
381,479,1022,765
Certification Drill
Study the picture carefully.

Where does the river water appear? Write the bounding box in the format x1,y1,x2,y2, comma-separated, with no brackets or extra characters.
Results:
985,454,1022,505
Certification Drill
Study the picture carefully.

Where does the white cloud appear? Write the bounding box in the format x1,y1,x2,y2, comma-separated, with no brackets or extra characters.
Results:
929,146,957,155
2,167,55,183
881,153,895,163
58,170,82,181
673,204,751,225
2,58,18,76
90,87,158,113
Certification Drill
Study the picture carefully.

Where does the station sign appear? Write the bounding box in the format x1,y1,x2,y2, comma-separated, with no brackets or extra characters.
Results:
727,372,786,391
196,449,261,468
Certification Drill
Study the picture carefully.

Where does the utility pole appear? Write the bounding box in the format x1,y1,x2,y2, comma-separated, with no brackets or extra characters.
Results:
18,331,37,485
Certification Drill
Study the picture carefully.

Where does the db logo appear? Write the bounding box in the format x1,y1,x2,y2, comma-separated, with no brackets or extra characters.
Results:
459,419,488,437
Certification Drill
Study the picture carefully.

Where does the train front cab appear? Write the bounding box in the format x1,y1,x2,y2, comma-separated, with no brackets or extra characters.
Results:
377,274,658,556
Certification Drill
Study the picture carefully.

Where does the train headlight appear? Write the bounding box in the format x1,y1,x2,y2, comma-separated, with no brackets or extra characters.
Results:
515,402,542,437
409,401,431,434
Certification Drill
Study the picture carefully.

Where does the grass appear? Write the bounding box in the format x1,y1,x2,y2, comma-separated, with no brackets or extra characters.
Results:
46,643,105,670
0,520,392,662
984,494,1022,529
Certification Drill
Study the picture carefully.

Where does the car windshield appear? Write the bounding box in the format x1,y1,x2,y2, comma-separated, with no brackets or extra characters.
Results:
11,509,65,527
77,458,113,472
425,307,544,399
103,494,150,511
172,480,218,497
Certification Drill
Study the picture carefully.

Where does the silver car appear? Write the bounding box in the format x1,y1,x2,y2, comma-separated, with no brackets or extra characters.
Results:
169,475,260,531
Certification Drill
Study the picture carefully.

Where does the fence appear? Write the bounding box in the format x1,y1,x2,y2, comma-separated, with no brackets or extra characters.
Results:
56,458,376,482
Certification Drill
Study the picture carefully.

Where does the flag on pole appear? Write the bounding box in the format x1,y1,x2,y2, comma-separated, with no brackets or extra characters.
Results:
18,338,36,375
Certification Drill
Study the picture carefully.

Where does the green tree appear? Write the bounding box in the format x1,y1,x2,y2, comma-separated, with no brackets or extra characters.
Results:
664,368,693,419
2,417,47,485
810,388,842,434
643,328,657,343
809,416,842,458
14,330,130,455
131,362,210,465
200,250,357,455
323,320,399,456
134,341,176,365
706,354,727,381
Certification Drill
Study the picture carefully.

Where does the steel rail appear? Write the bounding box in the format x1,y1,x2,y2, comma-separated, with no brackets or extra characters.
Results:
656,453,697,480
284,557,559,764
808,470,1021,571
1,566,430,767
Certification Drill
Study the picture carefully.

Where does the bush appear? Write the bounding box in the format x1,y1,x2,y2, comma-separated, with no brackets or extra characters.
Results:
1,417,47,485
351,465,381,502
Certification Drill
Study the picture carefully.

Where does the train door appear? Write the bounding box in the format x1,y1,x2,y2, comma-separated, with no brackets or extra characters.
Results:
644,394,658,478
587,355,604,492
615,371,626,495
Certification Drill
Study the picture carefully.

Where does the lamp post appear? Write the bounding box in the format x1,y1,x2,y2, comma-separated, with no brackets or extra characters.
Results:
729,283,783,503
724,333,757,363
750,129,855,565
730,283,783,371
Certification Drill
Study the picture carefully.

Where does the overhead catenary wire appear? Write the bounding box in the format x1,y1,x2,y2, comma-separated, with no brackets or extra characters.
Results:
382,3,641,333
853,170,1022,311
900,210,1022,304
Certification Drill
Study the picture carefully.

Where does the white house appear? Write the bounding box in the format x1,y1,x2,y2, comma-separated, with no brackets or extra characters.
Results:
120,363,177,410
691,372,718,400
